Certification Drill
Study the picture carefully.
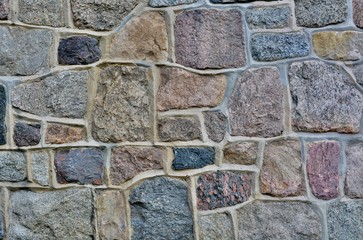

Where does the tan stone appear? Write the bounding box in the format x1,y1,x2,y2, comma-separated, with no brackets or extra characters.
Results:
223,141,258,165
46,123,84,144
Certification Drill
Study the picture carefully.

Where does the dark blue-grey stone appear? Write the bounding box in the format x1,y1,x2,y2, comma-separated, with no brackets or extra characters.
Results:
251,32,310,61
129,177,193,240
13,122,41,147
0,85,5,145
172,147,215,170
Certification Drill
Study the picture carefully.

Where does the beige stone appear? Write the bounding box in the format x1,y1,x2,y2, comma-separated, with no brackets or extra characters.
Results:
46,123,84,144
223,141,258,165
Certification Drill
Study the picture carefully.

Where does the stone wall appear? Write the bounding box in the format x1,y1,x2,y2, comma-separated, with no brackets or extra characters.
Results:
0,0,362,239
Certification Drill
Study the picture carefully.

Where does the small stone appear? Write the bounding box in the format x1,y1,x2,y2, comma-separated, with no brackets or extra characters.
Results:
158,116,202,142
223,141,258,165
110,147,164,185
260,139,304,197
172,147,215,170
199,212,234,240
238,201,322,239
0,0,9,20
149,0,197,7
0,151,26,182
289,60,363,133
0,189,4,239
46,123,84,144
229,67,284,137
246,6,291,29
345,142,363,198
353,0,363,28
175,9,246,69
0,85,6,145
54,148,104,185
13,122,41,147
92,65,152,142
157,67,227,111
203,111,227,142
197,171,252,210
9,189,94,239
129,177,193,240
295,0,348,27
110,11,168,62
30,151,49,186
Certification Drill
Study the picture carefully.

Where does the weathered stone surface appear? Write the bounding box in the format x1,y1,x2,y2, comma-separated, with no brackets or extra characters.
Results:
12,71,88,118
289,60,363,133
18,0,65,27
175,9,246,69
158,116,202,142
246,6,291,29
71,0,139,31
157,67,227,111
328,201,363,240
197,171,252,210
199,212,234,240
149,0,197,7
295,0,348,27
223,141,258,165
203,111,227,142
172,147,215,170
9,188,94,239
0,27,52,76
211,0,278,2
260,139,304,197
13,122,41,147
92,65,152,142
238,201,322,240
0,85,5,145
46,123,84,144
229,67,284,137
0,188,4,239
0,151,26,182
30,151,49,186
353,0,363,28
55,148,104,185
251,32,310,61
58,36,101,65
345,143,363,198
352,63,363,86
0,0,9,20
110,12,168,62
96,190,128,240
129,177,193,240
110,147,164,185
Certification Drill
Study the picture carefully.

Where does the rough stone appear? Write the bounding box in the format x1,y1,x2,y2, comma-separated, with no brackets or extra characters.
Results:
0,189,4,239
223,141,258,165
54,148,104,185
12,71,89,118
260,139,304,197
110,11,168,62
345,143,363,198
353,0,363,28
289,60,363,133
197,171,252,210
295,0,348,27
251,32,310,61
46,123,84,144
0,85,5,145
110,147,164,185
149,0,197,7
0,0,9,20
158,116,202,142
92,65,152,142
13,122,41,147
0,27,52,76
9,188,94,239
157,67,227,111
71,0,139,31
172,147,215,170
203,111,227,142
328,201,363,240
0,151,26,182
229,67,284,137
175,9,246,69
238,201,322,240
211,0,278,2
30,151,49,186
129,177,193,240
352,63,363,86
246,6,291,29
199,212,234,240
58,36,101,65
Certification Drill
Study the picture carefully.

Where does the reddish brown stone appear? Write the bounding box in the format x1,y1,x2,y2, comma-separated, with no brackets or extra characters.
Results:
353,0,363,28
345,142,363,198
223,141,258,165
46,123,84,144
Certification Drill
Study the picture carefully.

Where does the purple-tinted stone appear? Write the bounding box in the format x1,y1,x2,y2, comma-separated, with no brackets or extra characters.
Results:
0,85,6,145
13,122,41,147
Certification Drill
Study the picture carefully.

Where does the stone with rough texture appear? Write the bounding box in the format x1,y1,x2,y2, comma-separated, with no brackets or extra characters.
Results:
295,0,347,27
175,9,246,69
328,201,363,240
251,32,310,61
157,67,227,111
13,122,41,147
197,171,252,210
55,148,104,185
0,0,9,20
345,143,363,198
0,27,52,76
203,111,227,142
92,65,152,142
158,116,202,142
46,124,84,144
0,151,26,182
30,151,49,186
12,71,88,118
238,201,322,240
9,189,94,239
246,6,290,29
223,141,258,165
352,63,363,86
199,212,234,240
260,139,304,197
172,147,215,170
110,147,164,185
289,60,363,133
353,0,363,28
111,12,168,62
0,85,5,145
211,0,278,2
129,177,193,240
0,189,3,239
229,67,283,137
149,0,197,7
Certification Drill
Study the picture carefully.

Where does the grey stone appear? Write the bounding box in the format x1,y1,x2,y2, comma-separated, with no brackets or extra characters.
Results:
13,122,41,147
0,0,9,20
12,70,89,118
251,32,310,61
203,111,227,142
129,177,193,240
158,116,202,142
199,212,234,240
352,62,363,87
149,0,197,7
246,6,291,29
0,188,4,239
0,84,5,145
9,188,94,239
289,60,363,133
211,0,278,2
172,147,215,170
0,151,26,182
345,142,363,198
223,141,258,165
30,151,49,186
0,27,53,76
